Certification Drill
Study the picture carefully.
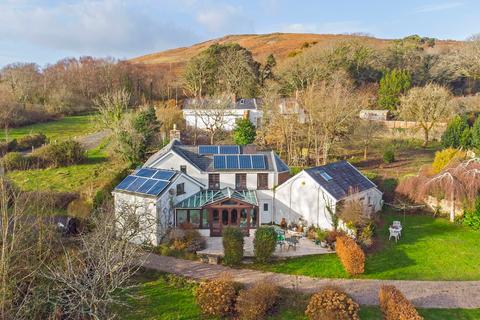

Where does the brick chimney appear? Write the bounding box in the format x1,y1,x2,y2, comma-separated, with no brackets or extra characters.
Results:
243,110,249,119
169,124,181,141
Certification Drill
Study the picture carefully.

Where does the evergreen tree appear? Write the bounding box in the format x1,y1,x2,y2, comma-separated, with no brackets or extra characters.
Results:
441,115,470,148
232,118,256,145
378,69,412,110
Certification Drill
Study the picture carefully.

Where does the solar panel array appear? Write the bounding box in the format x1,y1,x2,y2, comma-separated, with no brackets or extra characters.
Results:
115,168,175,196
213,155,266,170
198,145,240,155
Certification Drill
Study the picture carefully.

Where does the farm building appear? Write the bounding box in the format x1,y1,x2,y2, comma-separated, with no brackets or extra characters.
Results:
274,161,383,230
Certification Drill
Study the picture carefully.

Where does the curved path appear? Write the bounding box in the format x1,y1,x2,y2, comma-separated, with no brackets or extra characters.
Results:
143,253,480,309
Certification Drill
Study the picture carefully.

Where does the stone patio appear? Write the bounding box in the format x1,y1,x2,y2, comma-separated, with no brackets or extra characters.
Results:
197,235,332,258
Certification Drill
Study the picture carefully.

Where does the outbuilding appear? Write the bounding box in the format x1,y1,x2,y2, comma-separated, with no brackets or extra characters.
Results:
274,161,383,229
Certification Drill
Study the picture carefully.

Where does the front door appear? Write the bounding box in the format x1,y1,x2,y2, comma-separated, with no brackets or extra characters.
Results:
209,206,253,236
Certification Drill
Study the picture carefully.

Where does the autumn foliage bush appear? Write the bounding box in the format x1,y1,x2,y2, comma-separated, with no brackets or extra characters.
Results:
305,287,360,320
236,281,280,320
335,235,365,275
379,285,423,320
194,275,237,317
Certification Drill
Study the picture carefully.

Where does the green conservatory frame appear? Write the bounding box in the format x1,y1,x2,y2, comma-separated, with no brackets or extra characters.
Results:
175,187,259,236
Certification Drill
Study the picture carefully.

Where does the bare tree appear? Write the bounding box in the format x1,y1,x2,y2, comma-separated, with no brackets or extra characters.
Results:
0,179,57,319
353,119,382,160
94,88,131,133
45,201,155,319
398,83,452,147
193,96,235,144
301,73,362,164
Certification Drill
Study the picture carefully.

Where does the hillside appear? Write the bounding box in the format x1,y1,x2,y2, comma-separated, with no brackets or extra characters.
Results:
130,33,461,75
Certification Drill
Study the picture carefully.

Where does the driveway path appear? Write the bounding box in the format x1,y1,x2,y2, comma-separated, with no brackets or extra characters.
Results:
143,254,480,309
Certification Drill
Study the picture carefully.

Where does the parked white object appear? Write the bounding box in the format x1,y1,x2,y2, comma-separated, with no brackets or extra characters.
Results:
392,221,402,236
389,227,400,242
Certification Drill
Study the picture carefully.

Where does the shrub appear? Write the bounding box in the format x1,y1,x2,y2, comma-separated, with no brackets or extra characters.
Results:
222,226,244,265
464,197,480,230
253,227,277,263
194,275,237,317
34,140,86,167
325,230,342,249
16,133,47,151
358,223,374,248
305,287,360,320
431,148,466,174
183,229,206,252
316,229,327,242
383,149,395,164
335,236,365,275
0,139,17,156
67,199,92,218
442,115,470,149
236,281,279,320
2,152,30,170
379,285,423,320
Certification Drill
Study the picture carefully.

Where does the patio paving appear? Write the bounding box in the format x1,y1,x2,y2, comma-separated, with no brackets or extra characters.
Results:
197,235,332,258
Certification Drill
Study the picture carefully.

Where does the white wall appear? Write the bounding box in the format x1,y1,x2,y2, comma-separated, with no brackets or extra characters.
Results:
149,152,207,186
274,171,337,229
113,173,204,246
183,109,263,131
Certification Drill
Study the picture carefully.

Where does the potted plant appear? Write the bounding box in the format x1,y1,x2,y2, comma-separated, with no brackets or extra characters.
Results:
316,229,328,248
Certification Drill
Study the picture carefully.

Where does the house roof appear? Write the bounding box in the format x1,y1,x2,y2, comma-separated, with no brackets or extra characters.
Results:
304,161,377,201
183,98,261,110
175,187,258,209
144,140,289,173
113,167,178,198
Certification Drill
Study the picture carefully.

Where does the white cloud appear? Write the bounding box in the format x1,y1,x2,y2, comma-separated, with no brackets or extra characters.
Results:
196,3,254,34
414,2,464,13
0,0,198,57
281,21,371,35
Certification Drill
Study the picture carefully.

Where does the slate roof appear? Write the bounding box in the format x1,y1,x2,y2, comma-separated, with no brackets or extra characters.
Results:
183,98,261,110
144,140,289,173
304,161,377,201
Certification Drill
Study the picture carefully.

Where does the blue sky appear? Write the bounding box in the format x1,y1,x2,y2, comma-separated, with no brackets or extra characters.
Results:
0,0,478,67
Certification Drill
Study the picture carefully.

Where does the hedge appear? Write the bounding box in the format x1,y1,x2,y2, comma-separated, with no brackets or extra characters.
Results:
305,287,360,320
379,285,423,320
222,226,244,265
335,235,365,275
253,226,277,263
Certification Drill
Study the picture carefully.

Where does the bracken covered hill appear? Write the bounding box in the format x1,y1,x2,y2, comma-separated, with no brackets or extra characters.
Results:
130,33,461,75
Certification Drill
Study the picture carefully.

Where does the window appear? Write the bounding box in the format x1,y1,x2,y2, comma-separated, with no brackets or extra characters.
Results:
180,165,187,174
176,183,185,195
189,210,201,228
177,210,188,225
235,173,247,190
208,174,220,190
257,173,268,190
263,203,269,212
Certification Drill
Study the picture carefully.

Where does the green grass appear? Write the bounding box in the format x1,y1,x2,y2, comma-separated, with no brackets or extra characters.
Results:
247,211,480,280
118,271,480,320
7,141,123,193
0,115,99,141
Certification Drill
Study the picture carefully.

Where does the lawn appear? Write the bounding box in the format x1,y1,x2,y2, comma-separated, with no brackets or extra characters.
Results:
7,142,127,194
117,271,480,320
248,211,480,280
0,114,99,141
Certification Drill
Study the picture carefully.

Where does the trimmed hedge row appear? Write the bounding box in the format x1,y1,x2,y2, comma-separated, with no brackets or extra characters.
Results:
336,235,365,275
379,285,423,320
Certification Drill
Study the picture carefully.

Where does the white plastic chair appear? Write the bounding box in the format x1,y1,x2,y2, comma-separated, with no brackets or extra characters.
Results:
389,227,400,242
392,221,402,236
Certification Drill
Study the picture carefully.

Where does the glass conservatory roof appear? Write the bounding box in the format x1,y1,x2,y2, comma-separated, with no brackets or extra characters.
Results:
175,187,258,209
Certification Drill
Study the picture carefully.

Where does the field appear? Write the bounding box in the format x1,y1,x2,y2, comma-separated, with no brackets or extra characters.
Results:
117,270,480,320
247,211,480,281
0,115,99,141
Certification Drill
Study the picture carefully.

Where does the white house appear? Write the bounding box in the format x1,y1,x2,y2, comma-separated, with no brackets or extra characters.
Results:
182,98,263,130
112,168,204,245
114,139,290,242
274,161,383,230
